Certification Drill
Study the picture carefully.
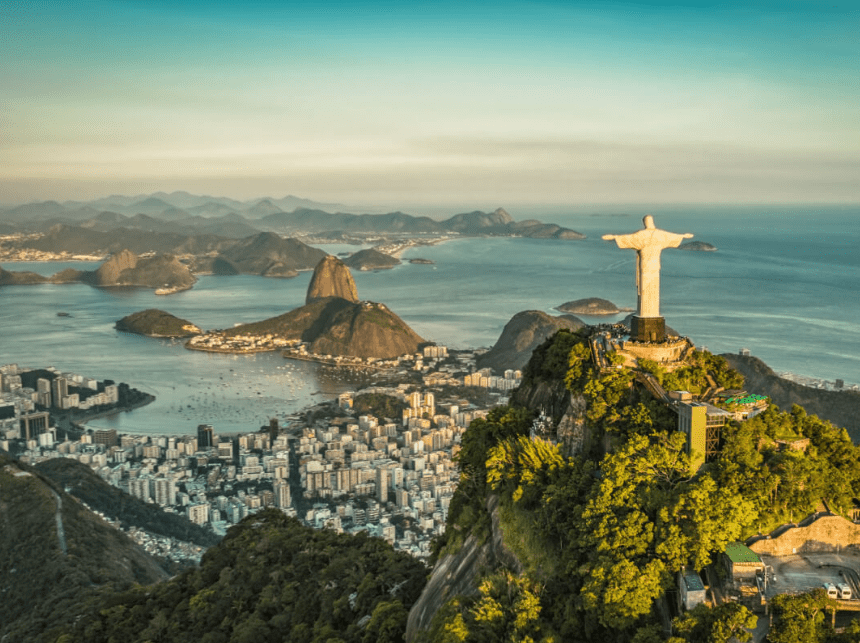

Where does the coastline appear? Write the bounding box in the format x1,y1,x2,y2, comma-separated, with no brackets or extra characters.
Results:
372,235,455,259
72,395,157,431
282,352,393,371
184,343,281,355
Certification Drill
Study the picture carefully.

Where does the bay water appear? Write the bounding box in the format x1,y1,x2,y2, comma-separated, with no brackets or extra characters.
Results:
1,205,857,436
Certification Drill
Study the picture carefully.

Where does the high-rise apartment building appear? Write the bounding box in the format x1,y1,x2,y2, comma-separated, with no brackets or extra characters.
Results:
51,377,68,408
197,424,214,448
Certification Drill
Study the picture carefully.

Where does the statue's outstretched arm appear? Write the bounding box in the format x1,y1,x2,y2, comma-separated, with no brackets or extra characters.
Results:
602,234,617,241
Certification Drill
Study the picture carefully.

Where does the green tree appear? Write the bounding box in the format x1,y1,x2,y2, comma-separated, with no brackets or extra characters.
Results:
769,589,835,643
363,601,409,643
673,602,756,643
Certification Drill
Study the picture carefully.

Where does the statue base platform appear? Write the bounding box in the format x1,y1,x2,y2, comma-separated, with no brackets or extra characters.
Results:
630,316,665,343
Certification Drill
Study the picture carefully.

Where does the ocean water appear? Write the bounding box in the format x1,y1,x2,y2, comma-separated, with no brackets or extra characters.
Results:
1,205,857,436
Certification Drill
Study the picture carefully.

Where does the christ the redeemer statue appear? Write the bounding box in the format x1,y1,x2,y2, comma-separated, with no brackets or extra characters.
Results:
602,215,692,342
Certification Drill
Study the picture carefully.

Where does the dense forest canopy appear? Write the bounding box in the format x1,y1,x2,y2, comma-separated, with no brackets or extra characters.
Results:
56,510,427,643
424,331,860,642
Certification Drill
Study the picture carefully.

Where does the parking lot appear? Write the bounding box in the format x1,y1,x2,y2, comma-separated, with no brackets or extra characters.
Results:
759,552,860,602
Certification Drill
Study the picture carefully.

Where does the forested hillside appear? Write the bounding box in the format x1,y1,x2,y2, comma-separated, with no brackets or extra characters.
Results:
58,509,427,643
415,330,860,642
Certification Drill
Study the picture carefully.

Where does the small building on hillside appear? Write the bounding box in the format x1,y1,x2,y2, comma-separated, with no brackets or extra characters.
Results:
677,402,732,469
718,392,769,421
724,542,765,582
678,569,707,611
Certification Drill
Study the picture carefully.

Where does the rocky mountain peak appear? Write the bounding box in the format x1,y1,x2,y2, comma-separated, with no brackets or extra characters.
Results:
306,255,359,304
93,248,138,285
493,207,513,223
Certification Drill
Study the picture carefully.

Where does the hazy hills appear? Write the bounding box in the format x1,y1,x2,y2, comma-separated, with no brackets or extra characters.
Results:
0,192,584,241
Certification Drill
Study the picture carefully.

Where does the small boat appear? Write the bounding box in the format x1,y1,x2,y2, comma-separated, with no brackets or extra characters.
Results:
57,312,71,317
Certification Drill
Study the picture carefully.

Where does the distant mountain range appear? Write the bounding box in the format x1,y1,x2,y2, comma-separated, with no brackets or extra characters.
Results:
0,192,584,241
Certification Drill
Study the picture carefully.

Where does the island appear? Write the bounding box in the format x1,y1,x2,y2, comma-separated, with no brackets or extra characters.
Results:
115,309,202,338
408,258,434,265
343,248,401,271
555,297,632,315
679,240,717,251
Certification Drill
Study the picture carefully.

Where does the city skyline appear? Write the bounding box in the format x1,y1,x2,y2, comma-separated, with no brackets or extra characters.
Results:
2,1,858,207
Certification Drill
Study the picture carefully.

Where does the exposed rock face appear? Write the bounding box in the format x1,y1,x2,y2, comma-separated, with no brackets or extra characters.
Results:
511,375,572,424
343,248,401,271
115,309,202,337
748,515,860,557
216,232,326,276
306,255,359,304
556,297,630,315
120,255,197,290
406,495,522,642
80,250,197,291
92,248,138,285
722,354,860,439
477,310,585,372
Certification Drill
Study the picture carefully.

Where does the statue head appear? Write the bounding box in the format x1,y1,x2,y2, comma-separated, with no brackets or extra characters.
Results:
643,215,655,229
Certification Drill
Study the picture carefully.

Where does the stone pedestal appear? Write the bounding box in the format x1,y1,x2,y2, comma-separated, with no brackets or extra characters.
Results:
630,316,665,343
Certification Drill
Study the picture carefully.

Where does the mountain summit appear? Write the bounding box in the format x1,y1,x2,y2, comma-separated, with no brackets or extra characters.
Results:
306,255,359,304
225,255,424,359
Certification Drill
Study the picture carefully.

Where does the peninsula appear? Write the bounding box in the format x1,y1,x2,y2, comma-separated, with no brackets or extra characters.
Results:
0,249,197,293
186,256,425,360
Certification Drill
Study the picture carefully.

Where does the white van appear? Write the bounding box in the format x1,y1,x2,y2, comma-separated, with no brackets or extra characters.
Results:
824,583,839,599
838,583,852,600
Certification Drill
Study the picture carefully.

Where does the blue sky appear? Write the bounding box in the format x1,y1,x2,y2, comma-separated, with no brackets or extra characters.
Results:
1,1,857,207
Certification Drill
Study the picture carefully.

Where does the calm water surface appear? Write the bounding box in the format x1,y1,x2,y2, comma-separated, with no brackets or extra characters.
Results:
1,205,857,435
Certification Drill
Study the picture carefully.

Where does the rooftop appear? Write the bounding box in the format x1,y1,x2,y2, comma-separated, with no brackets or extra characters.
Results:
725,541,763,565
682,570,705,591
